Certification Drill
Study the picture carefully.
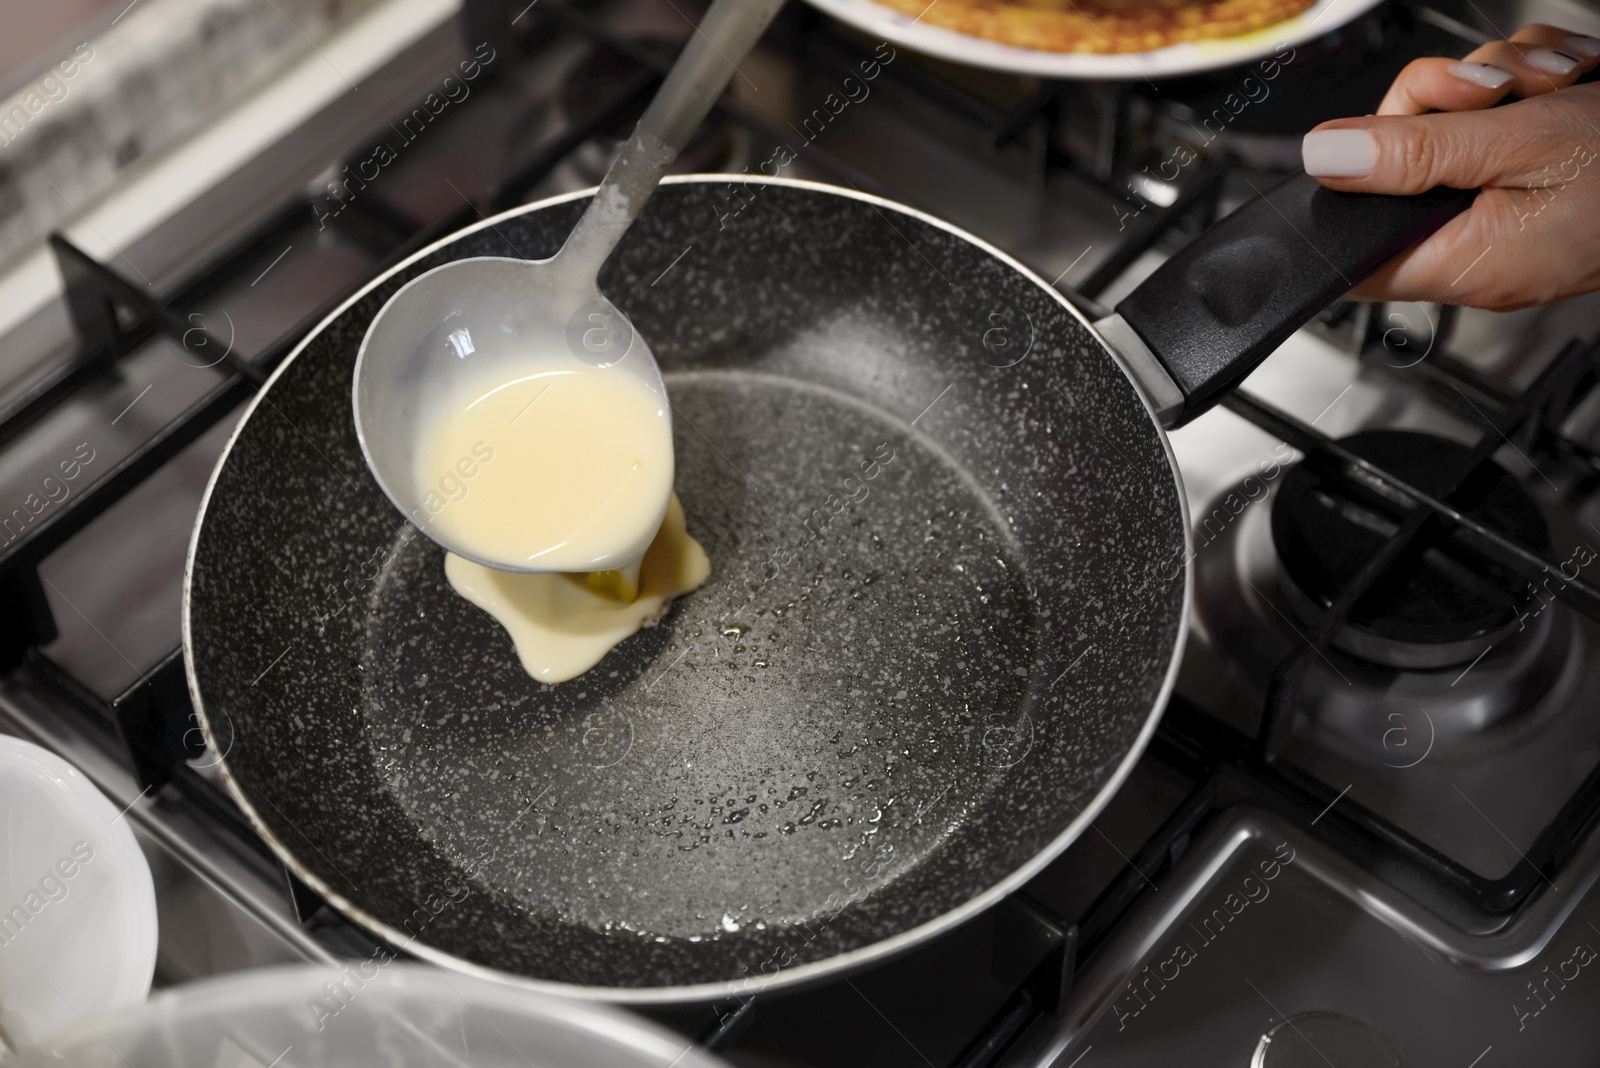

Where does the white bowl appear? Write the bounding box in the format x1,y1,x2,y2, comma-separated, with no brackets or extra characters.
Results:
0,736,157,1051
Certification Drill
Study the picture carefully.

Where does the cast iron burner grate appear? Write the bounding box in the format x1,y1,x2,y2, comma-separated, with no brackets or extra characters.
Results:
1209,335,1600,918
1272,428,1553,669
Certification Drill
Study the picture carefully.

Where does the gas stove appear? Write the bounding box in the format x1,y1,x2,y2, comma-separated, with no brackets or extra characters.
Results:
3,0,1600,1064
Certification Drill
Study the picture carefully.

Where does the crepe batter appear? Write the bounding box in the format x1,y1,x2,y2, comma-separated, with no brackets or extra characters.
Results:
418,366,675,572
416,364,707,682
443,493,708,682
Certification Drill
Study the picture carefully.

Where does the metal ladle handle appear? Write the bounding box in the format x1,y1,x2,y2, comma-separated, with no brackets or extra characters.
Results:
551,0,787,284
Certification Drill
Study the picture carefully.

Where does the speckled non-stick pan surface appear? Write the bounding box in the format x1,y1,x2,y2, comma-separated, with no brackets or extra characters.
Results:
183,176,1188,1000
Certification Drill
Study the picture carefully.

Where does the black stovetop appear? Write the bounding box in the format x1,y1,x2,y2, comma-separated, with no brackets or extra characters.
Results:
4,1,1600,1064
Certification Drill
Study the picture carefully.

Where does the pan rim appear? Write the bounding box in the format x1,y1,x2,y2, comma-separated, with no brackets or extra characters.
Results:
181,173,1194,1003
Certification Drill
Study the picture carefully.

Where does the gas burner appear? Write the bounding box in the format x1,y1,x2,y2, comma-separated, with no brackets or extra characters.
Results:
1273,429,1552,671
1138,2,1457,172
561,36,681,142
1251,1012,1402,1068
1190,452,1578,755
525,34,747,192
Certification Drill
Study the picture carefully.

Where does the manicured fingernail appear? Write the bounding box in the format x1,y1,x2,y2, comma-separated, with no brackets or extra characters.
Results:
1302,129,1377,177
1560,34,1600,58
1448,61,1514,88
1526,47,1579,74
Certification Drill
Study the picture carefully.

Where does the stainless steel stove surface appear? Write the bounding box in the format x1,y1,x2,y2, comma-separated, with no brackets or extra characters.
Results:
4,0,1600,1064
1020,806,1600,1065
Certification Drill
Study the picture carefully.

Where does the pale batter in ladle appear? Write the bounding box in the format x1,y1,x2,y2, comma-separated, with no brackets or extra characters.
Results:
415,365,708,682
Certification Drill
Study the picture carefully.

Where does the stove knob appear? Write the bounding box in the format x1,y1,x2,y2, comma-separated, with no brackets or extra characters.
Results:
1251,1012,1402,1068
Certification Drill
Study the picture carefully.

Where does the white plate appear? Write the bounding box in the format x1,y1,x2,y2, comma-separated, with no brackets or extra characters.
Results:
0,737,157,1051
800,0,1387,80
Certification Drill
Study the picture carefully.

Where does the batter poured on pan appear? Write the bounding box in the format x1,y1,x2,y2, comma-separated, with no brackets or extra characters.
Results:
444,494,710,683
875,0,1315,53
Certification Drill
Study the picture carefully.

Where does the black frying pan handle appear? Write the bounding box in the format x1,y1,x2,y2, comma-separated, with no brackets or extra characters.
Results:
1111,172,1476,428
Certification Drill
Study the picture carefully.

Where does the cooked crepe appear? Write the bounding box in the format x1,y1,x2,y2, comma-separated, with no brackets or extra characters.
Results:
876,0,1315,54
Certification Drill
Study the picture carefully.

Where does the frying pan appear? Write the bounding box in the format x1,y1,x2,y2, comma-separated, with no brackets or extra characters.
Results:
183,172,1472,1000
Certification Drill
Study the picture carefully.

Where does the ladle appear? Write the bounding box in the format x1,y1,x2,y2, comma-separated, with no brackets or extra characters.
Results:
353,0,785,593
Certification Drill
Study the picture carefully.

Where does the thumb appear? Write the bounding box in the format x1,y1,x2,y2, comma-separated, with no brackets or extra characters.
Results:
1302,107,1559,194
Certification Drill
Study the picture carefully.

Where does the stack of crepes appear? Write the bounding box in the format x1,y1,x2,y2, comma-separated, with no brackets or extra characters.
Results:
875,0,1316,53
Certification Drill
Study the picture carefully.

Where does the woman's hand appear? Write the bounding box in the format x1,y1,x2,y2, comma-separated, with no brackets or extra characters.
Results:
1300,24,1600,311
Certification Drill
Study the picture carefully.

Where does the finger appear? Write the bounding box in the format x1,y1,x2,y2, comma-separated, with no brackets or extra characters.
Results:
1346,212,1483,304
1377,57,1517,115
1301,93,1597,192
1378,26,1600,115
1503,21,1600,58
1346,189,1568,309
1462,36,1600,98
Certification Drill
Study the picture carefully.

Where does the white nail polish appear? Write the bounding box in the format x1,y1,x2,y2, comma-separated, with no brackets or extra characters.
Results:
1526,47,1579,74
1560,34,1600,58
1302,129,1377,177
1448,61,1514,88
